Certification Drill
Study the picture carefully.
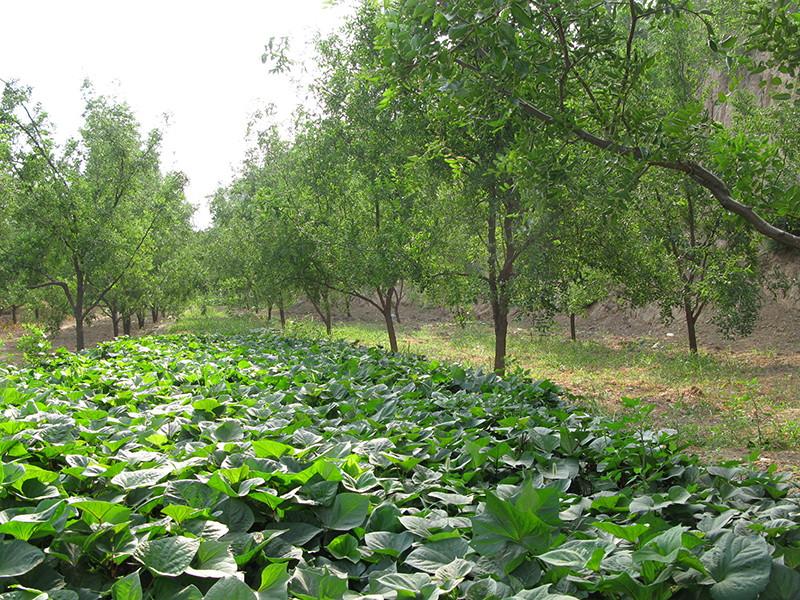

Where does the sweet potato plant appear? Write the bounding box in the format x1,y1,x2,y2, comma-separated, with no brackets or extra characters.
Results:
0,333,798,599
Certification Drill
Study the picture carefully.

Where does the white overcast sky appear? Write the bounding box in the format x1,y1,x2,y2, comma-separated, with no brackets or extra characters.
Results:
1,0,352,228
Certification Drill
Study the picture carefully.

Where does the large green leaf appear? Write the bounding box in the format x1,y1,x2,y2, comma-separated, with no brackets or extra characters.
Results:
256,563,291,600
702,533,771,600
185,540,238,578
133,536,201,577
406,537,471,573
290,566,348,600
0,540,45,578
472,489,560,556
761,560,800,600
315,493,369,530
111,570,143,600
204,576,256,600
111,468,171,490
364,531,414,557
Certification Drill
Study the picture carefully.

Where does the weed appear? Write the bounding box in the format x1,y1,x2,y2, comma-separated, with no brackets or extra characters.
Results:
16,323,52,366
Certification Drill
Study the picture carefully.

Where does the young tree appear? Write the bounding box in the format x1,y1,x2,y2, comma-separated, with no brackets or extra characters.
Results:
0,81,191,350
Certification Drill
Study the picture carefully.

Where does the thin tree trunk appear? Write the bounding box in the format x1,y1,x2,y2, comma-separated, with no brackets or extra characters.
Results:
35,308,39,320
268,304,273,321
684,297,699,354
279,298,286,328
151,305,159,323
123,316,132,336
11,305,18,324
137,312,146,329
570,313,577,341
75,267,86,352
492,295,509,374
311,295,332,335
378,287,399,352
110,304,120,338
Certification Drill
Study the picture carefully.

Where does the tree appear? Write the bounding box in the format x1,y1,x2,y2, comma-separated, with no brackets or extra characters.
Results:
0,81,191,350
255,9,444,352
640,176,762,352
375,0,800,249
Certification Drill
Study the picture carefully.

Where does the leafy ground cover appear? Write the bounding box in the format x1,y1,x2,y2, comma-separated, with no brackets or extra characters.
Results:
1,332,800,599
262,316,800,455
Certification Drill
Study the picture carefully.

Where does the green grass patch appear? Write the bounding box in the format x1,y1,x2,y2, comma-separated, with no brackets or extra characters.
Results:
168,305,268,336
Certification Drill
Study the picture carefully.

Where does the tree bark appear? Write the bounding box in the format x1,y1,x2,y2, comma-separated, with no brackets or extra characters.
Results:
74,266,86,352
491,294,509,374
136,312,146,329
123,316,132,336
393,281,404,324
151,305,159,323
378,287,400,352
311,293,332,334
279,297,286,327
570,312,577,341
11,305,18,324
684,297,699,354
110,303,120,338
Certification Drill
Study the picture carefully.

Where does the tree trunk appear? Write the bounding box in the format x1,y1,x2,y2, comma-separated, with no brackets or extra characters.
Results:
137,312,146,329
11,305,18,324
151,305,159,323
35,308,39,319
123,316,132,336
492,296,509,374
279,298,286,328
378,287,400,352
570,313,577,341
74,268,86,352
111,306,120,337
311,294,332,335
268,304,273,321
684,297,699,354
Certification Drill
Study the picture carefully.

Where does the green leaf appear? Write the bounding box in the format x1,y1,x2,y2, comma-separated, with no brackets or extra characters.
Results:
213,421,244,442
133,536,201,577
472,489,560,556
111,468,171,490
364,531,415,557
256,563,290,600
760,560,800,600
0,540,45,578
111,570,143,600
185,540,238,578
327,534,361,562
204,576,256,600
406,537,471,573
594,521,650,543
291,566,348,600
702,533,771,600
315,493,369,530
72,500,131,525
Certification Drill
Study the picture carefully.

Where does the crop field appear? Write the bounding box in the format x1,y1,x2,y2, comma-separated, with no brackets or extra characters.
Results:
1,332,799,599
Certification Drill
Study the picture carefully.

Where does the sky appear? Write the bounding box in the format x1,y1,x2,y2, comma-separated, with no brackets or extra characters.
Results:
1,0,352,228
